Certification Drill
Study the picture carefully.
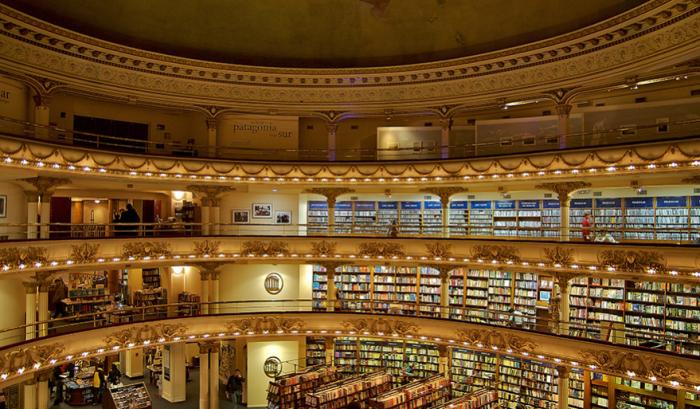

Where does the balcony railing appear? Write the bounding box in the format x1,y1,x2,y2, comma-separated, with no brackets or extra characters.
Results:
2,299,697,358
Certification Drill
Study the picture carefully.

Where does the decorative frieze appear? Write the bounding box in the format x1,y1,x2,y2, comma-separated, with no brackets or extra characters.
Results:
241,240,289,256
342,318,418,337
121,242,171,259
0,246,48,268
579,350,691,382
70,243,99,264
225,317,305,334
425,242,451,259
456,329,537,354
0,343,64,374
194,240,221,256
598,249,666,273
103,323,187,348
470,245,520,263
311,240,337,257
358,242,405,259
543,247,574,266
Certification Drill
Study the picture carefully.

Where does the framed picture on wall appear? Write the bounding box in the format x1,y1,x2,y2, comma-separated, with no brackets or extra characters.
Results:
0,195,6,218
232,209,250,224
252,203,272,218
275,211,291,224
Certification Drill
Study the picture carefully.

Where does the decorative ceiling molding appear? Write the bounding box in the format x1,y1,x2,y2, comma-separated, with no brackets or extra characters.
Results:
580,350,691,382
193,240,221,257
241,240,290,257
342,317,419,337
69,243,99,264
121,242,171,259
225,316,305,334
456,329,537,354
103,324,187,348
0,1,695,109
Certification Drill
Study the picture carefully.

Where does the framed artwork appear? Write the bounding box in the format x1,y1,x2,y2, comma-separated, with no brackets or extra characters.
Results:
275,211,291,224
232,209,249,224
252,203,272,218
0,195,6,218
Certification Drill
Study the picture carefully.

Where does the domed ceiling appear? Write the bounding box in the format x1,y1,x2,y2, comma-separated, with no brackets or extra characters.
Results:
5,0,646,68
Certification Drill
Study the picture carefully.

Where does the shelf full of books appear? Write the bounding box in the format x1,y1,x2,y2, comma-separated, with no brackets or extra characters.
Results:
305,371,392,409
517,200,542,238
104,383,151,409
308,201,329,234
469,201,493,236
541,199,561,238
569,199,593,240
368,375,450,409
498,356,558,409
449,201,469,235
450,349,497,396
354,201,378,234
493,200,517,237
432,389,498,409
306,337,327,367
399,202,422,234
267,366,339,409
422,201,443,235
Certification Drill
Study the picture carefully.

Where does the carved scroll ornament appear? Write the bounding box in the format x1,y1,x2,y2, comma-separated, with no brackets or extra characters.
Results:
470,245,520,263
241,240,289,256
342,318,418,337
426,242,451,259
121,242,171,259
358,242,405,258
103,323,187,347
580,350,690,382
194,240,221,256
0,246,48,268
456,329,537,354
70,243,99,264
543,247,573,266
0,343,64,373
225,316,305,333
598,250,666,273
311,241,337,256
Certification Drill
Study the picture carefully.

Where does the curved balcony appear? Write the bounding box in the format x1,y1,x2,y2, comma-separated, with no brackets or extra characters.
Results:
0,300,698,391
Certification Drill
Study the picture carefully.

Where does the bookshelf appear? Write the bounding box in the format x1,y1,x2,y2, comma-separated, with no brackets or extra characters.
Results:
404,342,440,379
569,199,593,240
336,265,373,311
624,281,665,347
594,198,623,240
418,267,440,316
104,383,151,409
63,287,110,317
590,372,610,409
448,201,469,236
399,202,422,234
334,338,359,376
568,277,589,336
373,265,395,312
513,272,537,328
587,277,625,339
517,200,542,238
354,201,377,234
568,368,584,409
450,349,497,396
267,366,339,409
448,269,465,319
498,356,558,409
614,378,677,409
308,201,329,234
433,389,498,409
624,197,655,241
692,196,700,242
655,196,689,241
377,202,399,235
359,339,389,376
335,202,353,234
493,200,517,237
666,282,700,354
306,337,327,367
133,287,167,316
487,270,512,321
469,201,493,236
141,268,161,289
176,292,200,316
305,371,392,409
422,201,443,235
395,266,419,310
312,265,329,311
541,199,560,238
368,375,450,409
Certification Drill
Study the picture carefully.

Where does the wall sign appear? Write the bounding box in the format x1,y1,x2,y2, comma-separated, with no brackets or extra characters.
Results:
263,356,282,378
264,273,284,295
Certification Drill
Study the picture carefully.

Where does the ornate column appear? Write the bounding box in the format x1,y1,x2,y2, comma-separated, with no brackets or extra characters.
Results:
200,197,211,236
428,264,457,319
304,188,354,234
189,186,235,236
210,271,220,315
420,187,469,237
535,182,591,241
551,272,577,336
25,191,39,240
556,365,570,409
439,118,451,159
23,378,37,409
199,343,211,409
37,371,51,409
32,93,51,139
210,196,222,236
23,281,37,340
327,123,337,161
37,275,51,337
20,177,70,239
200,270,210,315
206,118,218,158
208,343,220,409
318,262,342,312
555,103,572,149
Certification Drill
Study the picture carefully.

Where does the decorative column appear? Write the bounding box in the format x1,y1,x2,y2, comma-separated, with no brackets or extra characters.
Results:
37,275,51,337
318,262,342,312
210,196,221,236
24,281,37,340
206,118,218,158
327,123,337,161
438,346,449,376
189,186,235,237
199,343,211,409
429,264,457,319
420,187,469,237
209,343,220,409
25,191,39,240
535,182,591,241
304,188,354,234
200,270,210,315
556,365,570,409
37,371,51,409
20,177,70,240
555,103,573,149
439,118,451,159
23,378,37,409
210,271,220,315
200,197,211,236
551,272,576,336
33,93,51,139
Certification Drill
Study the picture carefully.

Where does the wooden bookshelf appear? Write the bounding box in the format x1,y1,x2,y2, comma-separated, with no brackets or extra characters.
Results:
305,371,392,409
432,389,498,409
368,375,450,409
267,366,339,409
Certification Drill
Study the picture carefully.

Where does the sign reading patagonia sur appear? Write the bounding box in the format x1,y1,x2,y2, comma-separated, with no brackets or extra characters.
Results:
218,114,299,155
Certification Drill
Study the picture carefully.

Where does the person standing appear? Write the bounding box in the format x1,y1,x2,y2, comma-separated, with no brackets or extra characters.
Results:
581,213,592,241
51,278,68,319
226,369,245,409
121,203,141,237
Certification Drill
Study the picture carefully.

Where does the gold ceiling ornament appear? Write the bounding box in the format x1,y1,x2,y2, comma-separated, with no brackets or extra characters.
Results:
425,242,452,259
103,323,187,348
311,241,337,257
579,350,691,383
534,181,592,204
358,242,406,259
456,329,537,354
342,317,419,337
470,245,520,264
0,343,64,374
70,243,99,264
419,187,469,206
598,249,666,273
194,240,221,256
0,246,48,268
121,241,171,259
304,188,354,207
19,176,70,196
316,261,347,275
187,185,235,207
543,247,574,266
225,316,305,334
241,240,289,257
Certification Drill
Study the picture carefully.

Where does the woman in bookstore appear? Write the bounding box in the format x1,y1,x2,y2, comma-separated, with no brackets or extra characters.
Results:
581,213,592,241
226,369,245,408
51,278,68,319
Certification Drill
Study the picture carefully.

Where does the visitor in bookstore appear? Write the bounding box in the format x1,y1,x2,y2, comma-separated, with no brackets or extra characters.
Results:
121,203,141,237
226,369,245,409
92,367,105,404
508,307,524,327
51,278,68,319
107,364,121,387
594,229,619,243
388,219,399,237
581,213,592,241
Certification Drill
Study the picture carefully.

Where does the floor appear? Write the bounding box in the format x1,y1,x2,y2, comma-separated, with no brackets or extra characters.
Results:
54,369,245,409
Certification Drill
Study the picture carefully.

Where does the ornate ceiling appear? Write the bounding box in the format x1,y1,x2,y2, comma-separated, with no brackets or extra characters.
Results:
3,0,645,68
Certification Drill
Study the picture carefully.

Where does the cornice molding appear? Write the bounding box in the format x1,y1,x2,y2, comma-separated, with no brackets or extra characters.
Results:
0,1,696,109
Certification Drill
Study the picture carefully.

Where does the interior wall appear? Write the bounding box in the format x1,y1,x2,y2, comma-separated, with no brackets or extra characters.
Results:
0,75,29,136
0,182,29,240
81,201,110,224
247,340,299,408
218,190,300,235
0,277,26,346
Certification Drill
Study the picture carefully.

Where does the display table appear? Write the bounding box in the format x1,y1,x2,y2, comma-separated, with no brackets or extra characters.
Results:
103,383,151,409
63,380,94,406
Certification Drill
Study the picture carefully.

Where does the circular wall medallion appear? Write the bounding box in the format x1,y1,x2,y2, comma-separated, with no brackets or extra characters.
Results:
264,272,284,295
263,356,282,378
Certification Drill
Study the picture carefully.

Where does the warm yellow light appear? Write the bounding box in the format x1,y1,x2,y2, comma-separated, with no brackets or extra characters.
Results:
172,191,186,201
